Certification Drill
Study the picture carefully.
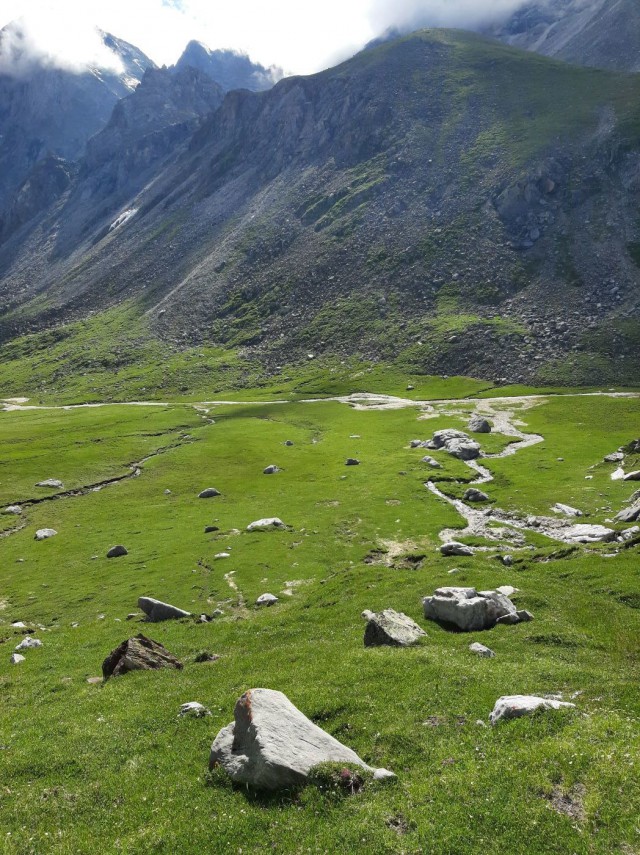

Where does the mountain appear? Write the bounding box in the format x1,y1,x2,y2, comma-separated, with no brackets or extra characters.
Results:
0,29,639,390
174,40,284,91
489,0,640,72
0,21,155,209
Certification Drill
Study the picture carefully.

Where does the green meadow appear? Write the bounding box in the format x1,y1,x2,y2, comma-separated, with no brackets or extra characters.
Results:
0,387,638,854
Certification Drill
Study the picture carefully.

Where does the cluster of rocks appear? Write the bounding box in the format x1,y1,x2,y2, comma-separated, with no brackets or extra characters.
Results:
423,587,532,631
411,429,481,461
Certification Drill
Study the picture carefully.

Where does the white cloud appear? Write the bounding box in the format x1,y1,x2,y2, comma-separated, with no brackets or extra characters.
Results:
0,0,532,77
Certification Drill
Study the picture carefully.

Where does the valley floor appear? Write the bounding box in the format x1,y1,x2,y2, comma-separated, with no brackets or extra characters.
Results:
0,385,638,853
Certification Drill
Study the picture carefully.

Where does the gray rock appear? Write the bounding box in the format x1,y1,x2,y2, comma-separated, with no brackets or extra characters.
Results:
198,488,221,498
445,438,481,461
552,503,582,517
516,609,534,622
423,587,521,631
10,653,26,664
604,452,624,463
431,429,469,448
284,440,294,446
624,471,640,482
263,465,279,474
469,642,495,658
209,688,393,790
214,552,230,559
106,545,128,558
36,479,64,489
138,596,191,622
179,702,211,718
502,555,514,566
496,585,518,597
256,593,278,607
421,456,442,468
34,528,57,540
564,524,616,543
247,517,286,532
2,505,22,515
15,636,42,650
464,488,489,503
345,458,360,466
440,542,474,557
410,439,424,448
204,525,220,533
489,695,575,725
468,416,491,434
615,502,640,523
362,609,427,647
102,634,182,678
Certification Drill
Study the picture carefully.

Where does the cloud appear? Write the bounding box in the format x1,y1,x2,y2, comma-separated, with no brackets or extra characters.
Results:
0,11,125,78
368,0,533,34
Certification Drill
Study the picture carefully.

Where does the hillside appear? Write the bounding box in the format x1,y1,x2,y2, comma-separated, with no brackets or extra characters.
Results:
0,29,639,398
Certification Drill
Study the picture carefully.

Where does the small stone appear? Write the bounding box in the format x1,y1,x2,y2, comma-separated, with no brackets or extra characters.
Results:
86,676,102,684
421,456,441,468
516,609,534,622
410,439,423,448
194,651,221,663
15,636,42,651
624,471,640,482
211,609,224,618
440,542,474,557
469,642,495,658
464,488,489,503
10,653,26,664
284,440,294,446
468,416,491,434
263,465,279,474
179,702,211,718
198,488,221,498
611,467,625,481
106,545,128,558
373,768,397,781
256,593,278,606
345,458,360,466
164,489,172,495
552,503,582,517
247,518,286,532
204,525,220,533
496,585,518,597
215,552,230,559
489,695,575,725
604,452,624,463
102,634,182,678
2,505,22,515
34,528,57,540
502,555,514,566
36,479,64,489
126,613,139,620
11,621,27,628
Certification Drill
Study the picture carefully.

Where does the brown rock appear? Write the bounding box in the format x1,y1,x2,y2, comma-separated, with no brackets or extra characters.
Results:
102,634,183,679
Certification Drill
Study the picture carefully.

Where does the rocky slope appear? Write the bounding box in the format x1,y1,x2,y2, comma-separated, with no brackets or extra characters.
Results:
489,0,640,72
0,29,639,386
0,21,155,209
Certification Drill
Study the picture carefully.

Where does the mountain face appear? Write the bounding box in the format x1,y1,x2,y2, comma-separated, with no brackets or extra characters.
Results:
0,21,155,209
0,29,639,386
174,40,283,91
489,0,640,71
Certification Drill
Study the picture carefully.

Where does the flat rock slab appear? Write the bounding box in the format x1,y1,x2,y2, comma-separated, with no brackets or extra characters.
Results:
102,634,183,678
552,503,582,517
362,609,427,647
36,479,64,489
209,688,393,790
2,505,22,515
138,596,191,622
198,488,221,498
256,593,278,606
35,528,57,540
624,471,640,482
107,545,128,558
440,542,474,557
490,695,575,725
564,524,616,543
247,518,286,532
423,586,525,632
469,642,495,658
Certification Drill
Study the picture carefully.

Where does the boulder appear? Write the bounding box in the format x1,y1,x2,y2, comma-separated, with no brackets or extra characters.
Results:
247,518,286,532
489,695,575,725
624,471,640,482
102,634,182,679
423,587,523,631
204,525,220,533
431,429,469,449
440,542,474,557
15,636,42,651
469,642,495,658
10,653,26,664
256,593,278,607
604,452,624,463
446,438,481,461
564,524,616,543
138,596,191,622
345,458,360,466
615,502,640,523
263,465,279,475
410,439,424,448
468,416,491,434
34,528,57,540
552,503,582,517
106,545,128,558
2,505,22,515
284,440,294,446
611,468,625,481
198,488,221,498
464,488,489,503
421,456,441,468
362,609,427,647
179,702,211,718
209,688,394,790
36,479,64,489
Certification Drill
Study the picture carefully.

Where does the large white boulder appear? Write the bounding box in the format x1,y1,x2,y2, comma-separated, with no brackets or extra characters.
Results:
209,689,394,790
362,609,427,647
563,524,616,543
440,542,474,557
247,518,286,532
35,528,57,540
489,695,575,725
423,586,522,631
